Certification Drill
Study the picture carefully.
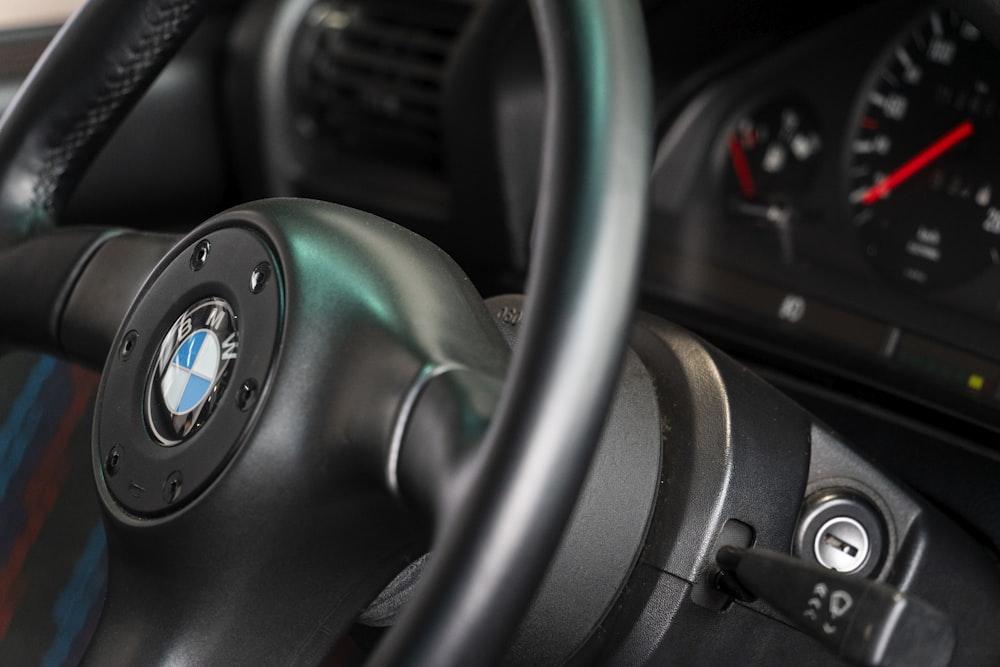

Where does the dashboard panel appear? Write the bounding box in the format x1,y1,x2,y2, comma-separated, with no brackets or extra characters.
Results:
3,1,1000,663
5,0,990,445
2,1,1000,661
645,0,1000,435
0,0,995,528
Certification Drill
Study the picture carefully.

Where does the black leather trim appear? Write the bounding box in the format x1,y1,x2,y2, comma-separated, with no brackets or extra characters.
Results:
0,227,112,353
0,0,210,245
368,0,653,663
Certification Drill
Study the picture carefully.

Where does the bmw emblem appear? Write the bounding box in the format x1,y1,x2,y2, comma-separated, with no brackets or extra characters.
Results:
146,297,239,445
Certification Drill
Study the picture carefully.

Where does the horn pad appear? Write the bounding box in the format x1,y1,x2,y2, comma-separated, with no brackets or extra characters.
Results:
94,226,283,518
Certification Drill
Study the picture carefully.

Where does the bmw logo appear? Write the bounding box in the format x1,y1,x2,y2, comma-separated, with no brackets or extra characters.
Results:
146,297,239,445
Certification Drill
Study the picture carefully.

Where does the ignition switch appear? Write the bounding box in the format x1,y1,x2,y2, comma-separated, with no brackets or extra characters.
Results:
815,516,869,573
795,489,886,578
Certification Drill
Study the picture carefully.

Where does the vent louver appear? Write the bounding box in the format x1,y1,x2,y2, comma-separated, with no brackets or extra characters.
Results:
294,0,471,173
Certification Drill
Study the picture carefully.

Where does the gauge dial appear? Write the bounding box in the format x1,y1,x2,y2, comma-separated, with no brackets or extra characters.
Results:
727,98,823,206
847,9,1000,290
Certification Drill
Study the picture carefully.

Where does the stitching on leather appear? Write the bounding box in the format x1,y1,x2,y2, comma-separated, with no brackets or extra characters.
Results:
31,0,202,216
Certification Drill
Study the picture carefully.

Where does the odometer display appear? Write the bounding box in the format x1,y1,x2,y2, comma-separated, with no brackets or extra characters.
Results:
847,8,1000,290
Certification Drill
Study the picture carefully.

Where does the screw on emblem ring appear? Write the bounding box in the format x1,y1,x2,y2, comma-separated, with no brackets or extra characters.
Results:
190,239,211,271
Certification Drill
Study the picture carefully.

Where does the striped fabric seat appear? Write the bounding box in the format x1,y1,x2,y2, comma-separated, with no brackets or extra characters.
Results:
0,353,105,666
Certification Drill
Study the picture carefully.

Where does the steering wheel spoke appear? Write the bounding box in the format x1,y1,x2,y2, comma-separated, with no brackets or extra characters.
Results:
89,460,427,665
69,199,516,662
393,364,503,515
0,228,175,366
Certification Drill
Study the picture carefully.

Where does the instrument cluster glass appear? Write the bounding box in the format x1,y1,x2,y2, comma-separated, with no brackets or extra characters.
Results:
846,9,1000,290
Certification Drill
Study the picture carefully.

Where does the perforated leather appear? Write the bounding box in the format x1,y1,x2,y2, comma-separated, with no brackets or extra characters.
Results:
0,0,209,244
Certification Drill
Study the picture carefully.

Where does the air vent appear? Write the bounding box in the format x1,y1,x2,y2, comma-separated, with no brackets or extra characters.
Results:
293,0,472,173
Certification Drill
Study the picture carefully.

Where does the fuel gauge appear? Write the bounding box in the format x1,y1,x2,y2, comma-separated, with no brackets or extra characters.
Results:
726,98,823,205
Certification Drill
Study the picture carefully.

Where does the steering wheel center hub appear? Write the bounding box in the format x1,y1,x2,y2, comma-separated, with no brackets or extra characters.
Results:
94,226,283,518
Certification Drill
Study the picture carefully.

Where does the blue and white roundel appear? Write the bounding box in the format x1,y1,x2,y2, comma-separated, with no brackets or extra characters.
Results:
160,329,222,415
146,296,238,445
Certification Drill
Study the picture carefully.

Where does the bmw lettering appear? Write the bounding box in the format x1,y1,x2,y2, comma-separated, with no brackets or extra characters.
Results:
146,297,239,444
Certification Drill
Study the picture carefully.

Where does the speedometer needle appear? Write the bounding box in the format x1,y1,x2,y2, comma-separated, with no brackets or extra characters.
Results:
860,120,974,205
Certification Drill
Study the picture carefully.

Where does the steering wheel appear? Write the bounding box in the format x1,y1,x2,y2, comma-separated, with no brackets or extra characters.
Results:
0,0,651,663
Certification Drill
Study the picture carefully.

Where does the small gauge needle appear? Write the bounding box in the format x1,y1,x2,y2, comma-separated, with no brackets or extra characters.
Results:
860,120,974,205
728,135,758,199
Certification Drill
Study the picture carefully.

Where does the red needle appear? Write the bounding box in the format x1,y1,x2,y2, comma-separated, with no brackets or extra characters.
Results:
860,120,974,205
728,135,757,199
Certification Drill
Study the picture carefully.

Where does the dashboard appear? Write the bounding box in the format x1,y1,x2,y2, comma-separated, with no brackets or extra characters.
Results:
219,0,1000,443
1,0,998,540
644,0,1000,441
2,0,1000,663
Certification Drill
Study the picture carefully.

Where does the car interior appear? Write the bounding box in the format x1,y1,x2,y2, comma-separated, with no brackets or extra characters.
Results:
0,0,998,664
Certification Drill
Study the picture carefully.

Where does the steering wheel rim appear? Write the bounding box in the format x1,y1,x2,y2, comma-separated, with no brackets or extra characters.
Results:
0,0,652,664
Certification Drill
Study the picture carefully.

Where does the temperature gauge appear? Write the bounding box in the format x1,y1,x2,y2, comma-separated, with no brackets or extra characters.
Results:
725,98,823,207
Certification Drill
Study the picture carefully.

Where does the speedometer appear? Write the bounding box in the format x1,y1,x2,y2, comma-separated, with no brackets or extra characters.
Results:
846,8,1000,290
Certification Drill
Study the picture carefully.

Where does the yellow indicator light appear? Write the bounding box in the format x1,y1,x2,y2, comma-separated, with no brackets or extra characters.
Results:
968,374,985,391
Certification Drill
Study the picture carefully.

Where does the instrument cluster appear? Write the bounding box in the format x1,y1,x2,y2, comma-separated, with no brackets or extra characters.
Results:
647,2,1000,428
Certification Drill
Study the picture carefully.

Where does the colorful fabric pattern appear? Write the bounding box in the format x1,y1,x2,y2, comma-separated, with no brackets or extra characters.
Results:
0,353,105,666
